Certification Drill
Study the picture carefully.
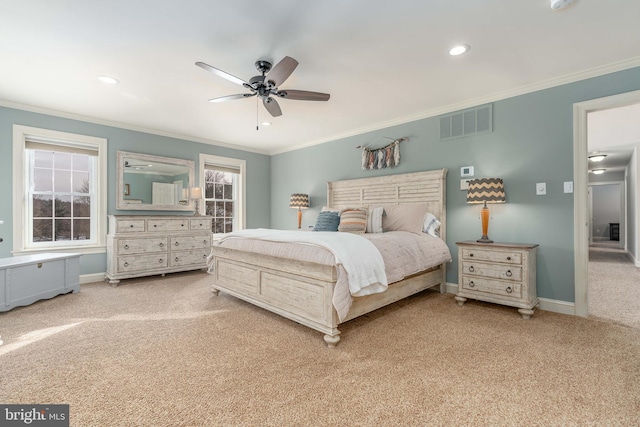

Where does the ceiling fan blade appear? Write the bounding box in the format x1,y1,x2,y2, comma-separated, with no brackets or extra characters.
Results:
263,97,282,117
276,90,330,101
266,56,298,87
196,61,248,87
208,93,256,103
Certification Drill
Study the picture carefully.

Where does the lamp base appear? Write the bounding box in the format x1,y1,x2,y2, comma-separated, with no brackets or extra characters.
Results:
193,200,202,216
476,236,494,244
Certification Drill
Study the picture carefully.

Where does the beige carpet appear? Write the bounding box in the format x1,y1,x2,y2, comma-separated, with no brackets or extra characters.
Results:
1,271,639,426
589,243,640,328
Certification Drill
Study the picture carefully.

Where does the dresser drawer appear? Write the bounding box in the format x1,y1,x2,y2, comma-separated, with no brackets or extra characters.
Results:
118,254,168,273
147,218,189,232
116,219,146,233
461,276,523,299
190,218,212,231
170,235,212,250
169,250,209,267
118,238,168,254
461,261,522,281
461,248,522,265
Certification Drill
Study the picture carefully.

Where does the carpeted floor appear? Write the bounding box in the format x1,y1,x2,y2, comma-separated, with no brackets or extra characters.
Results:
1,271,639,426
589,242,640,328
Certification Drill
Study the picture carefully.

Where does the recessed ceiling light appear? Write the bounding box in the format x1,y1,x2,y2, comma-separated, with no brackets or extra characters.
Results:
97,76,119,85
588,154,607,162
261,121,272,126
550,0,575,11
449,44,470,56
591,169,606,174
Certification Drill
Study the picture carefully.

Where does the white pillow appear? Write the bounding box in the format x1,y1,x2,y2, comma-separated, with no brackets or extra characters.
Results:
366,206,384,233
423,212,441,237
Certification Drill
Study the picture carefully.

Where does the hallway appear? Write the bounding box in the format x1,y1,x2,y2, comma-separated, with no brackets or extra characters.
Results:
589,242,640,328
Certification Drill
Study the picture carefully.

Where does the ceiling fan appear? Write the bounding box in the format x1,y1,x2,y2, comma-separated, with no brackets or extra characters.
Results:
195,56,330,118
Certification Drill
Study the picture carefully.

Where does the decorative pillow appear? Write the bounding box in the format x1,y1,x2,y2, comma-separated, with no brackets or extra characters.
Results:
423,212,441,237
338,208,368,234
366,206,384,233
313,211,340,232
382,204,429,234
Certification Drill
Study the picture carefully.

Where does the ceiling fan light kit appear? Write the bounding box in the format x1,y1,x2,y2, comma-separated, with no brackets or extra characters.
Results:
196,56,330,121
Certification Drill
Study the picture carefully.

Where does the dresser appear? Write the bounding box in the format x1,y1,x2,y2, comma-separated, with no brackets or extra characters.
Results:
1,253,80,312
106,215,213,286
455,241,539,319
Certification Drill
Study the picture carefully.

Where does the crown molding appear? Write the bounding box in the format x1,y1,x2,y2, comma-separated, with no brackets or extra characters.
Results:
269,56,640,155
0,99,270,156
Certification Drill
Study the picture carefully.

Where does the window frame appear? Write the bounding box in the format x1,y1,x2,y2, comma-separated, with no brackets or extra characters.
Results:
12,125,107,255
199,153,246,237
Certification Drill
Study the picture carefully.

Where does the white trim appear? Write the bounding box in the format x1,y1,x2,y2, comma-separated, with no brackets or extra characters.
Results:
198,153,246,231
80,272,107,284
573,89,640,318
271,56,640,155
12,125,108,254
0,99,269,156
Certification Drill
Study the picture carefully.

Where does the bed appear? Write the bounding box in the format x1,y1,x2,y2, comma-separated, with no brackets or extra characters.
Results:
207,169,449,347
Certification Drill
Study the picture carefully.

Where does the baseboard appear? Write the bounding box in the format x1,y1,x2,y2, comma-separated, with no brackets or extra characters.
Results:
445,282,576,316
626,251,640,267
80,273,105,284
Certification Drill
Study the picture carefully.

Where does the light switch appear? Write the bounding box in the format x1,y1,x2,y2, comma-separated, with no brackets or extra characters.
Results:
536,182,546,195
564,181,573,193
460,179,472,190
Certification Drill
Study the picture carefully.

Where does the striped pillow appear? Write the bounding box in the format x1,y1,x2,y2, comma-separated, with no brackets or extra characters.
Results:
366,206,384,233
338,208,368,234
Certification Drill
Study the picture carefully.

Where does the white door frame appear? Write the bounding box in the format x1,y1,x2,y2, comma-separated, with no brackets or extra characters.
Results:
573,89,640,316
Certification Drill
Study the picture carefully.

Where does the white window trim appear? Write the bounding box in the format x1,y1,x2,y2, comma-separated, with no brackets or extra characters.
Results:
199,153,246,235
12,125,107,255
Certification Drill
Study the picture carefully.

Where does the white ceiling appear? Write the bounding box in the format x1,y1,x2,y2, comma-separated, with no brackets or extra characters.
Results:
588,103,640,174
1,1,640,155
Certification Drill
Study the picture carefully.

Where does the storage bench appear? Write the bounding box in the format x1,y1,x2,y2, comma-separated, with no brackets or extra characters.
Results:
0,253,81,312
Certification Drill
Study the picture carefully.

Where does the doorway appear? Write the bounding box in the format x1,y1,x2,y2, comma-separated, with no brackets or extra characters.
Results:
574,89,640,318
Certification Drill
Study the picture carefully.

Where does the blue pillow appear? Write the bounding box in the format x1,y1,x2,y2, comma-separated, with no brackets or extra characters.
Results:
313,211,340,232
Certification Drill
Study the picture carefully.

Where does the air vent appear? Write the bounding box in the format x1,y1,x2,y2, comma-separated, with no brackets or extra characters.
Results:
439,104,493,140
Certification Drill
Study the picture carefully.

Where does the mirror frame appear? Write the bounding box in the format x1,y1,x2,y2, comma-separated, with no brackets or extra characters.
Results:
116,150,196,211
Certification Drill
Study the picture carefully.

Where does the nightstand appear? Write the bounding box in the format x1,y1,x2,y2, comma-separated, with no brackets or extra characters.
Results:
455,241,539,319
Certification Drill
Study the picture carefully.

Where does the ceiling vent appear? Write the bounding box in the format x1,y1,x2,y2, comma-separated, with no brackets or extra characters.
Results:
440,104,493,141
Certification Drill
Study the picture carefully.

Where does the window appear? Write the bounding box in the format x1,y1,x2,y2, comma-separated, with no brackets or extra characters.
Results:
13,125,107,254
199,154,245,235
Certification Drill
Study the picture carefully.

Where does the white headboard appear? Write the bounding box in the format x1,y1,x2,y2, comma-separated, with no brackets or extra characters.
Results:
327,169,447,241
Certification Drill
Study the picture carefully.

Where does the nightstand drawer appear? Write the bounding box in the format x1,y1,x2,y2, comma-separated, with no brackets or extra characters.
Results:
461,248,522,265
461,261,522,281
461,276,523,299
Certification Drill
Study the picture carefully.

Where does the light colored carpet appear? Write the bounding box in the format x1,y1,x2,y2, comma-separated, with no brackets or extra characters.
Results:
1,271,639,426
589,243,640,328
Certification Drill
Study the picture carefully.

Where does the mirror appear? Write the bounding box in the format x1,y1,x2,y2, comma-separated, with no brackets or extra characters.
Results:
116,151,195,211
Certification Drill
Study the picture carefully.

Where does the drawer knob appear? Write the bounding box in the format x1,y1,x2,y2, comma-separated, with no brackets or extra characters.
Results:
130,224,133,228
507,256,512,261
469,253,474,257
203,239,208,244
124,262,129,267
154,224,157,227
175,257,179,262
159,259,163,263
469,281,475,288
506,270,512,277
203,254,207,258
506,286,513,294
468,266,475,273
124,244,129,250
181,224,184,227
175,242,180,246
159,242,164,247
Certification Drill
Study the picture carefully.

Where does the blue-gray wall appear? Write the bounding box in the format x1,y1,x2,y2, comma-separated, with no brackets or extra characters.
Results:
0,107,271,275
271,66,640,303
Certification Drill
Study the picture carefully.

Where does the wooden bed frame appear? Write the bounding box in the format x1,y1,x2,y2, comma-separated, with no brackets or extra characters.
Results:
209,169,448,347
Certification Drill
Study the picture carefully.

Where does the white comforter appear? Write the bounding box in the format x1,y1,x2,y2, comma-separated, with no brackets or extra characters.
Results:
212,228,388,297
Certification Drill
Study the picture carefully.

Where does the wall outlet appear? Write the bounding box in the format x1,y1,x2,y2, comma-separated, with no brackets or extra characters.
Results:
536,182,546,195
